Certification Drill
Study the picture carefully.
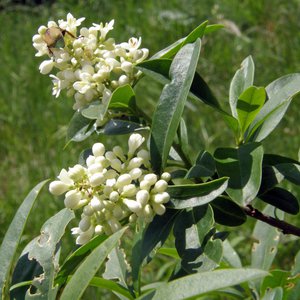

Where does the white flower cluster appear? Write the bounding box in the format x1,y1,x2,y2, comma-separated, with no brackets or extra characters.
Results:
32,13,149,110
49,133,171,245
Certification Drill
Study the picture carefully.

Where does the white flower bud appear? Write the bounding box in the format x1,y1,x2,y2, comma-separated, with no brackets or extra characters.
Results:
152,180,168,193
139,180,150,191
128,133,145,156
127,157,143,170
113,146,126,161
137,149,150,161
91,196,104,211
129,214,137,223
83,205,94,216
39,59,54,74
86,155,96,167
105,151,117,161
129,168,143,180
123,198,142,213
90,173,105,186
136,190,149,206
104,169,117,179
152,192,170,204
143,204,153,218
144,173,157,186
103,185,113,196
49,181,70,196
116,174,132,188
111,158,122,172
109,191,119,202
76,226,94,245
107,218,121,233
95,225,104,235
113,205,123,218
95,156,110,168
121,61,133,73
79,217,91,232
152,203,166,215
64,190,81,209
121,184,137,197
92,143,105,156
161,172,172,182
88,163,103,174
118,75,129,86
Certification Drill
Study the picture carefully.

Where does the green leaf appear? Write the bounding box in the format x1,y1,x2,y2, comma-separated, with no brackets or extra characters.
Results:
25,208,75,299
131,209,179,291
150,39,201,173
211,196,247,226
173,206,222,275
55,234,107,286
167,177,228,209
178,118,189,158
258,187,299,215
157,248,180,260
261,270,289,293
151,268,267,300
186,150,216,179
152,21,207,59
251,205,283,291
81,102,104,120
66,111,95,142
88,276,134,300
237,86,266,135
248,73,300,142
60,227,127,300
100,119,145,135
262,287,283,300
263,154,300,166
274,163,300,185
0,180,48,300
222,240,242,268
108,84,136,111
214,143,264,205
103,246,129,288
229,56,255,119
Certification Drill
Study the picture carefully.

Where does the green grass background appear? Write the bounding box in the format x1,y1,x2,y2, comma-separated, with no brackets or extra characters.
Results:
1,0,300,298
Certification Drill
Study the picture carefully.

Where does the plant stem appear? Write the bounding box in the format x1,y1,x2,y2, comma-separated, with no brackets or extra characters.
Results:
243,205,300,237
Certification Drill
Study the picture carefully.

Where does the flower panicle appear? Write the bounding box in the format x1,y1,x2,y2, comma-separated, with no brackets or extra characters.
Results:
49,133,171,245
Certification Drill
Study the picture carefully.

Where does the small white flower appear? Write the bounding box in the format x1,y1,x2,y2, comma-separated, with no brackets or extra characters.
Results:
152,203,166,215
90,172,105,187
79,216,91,232
136,190,149,206
152,180,168,193
123,198,142,213
49,181,70,195
64,190,81,209
50,74,62,97
90,196,104,211
116,174,132,188
143,173,158,186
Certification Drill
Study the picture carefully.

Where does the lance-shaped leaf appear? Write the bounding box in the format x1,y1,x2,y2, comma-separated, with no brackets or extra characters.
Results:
247,73,300,142
274,163,300,185
237,86,266,135
186,150,216,179
211,196,247,226
214,143,264,206
229,56,255,119
131,209,179,292
173,206,222,275
152,21,207,59
66,111,95,143
0,180,48,300
150,39,201,173
149,268,267,300
258,187,299,215
251,205,283,291
222,240,242,268
25,208,75,299
99,119,145,135
167,177,228,209
60,227,127,300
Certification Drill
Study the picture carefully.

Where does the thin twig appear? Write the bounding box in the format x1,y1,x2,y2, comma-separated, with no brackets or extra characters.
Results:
243,205,300,237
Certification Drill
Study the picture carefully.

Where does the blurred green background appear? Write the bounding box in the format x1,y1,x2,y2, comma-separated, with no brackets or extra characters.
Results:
0,0,300,297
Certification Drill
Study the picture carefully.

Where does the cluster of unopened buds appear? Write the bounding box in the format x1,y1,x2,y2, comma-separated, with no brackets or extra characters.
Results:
32,13,149,110
49,133,171,244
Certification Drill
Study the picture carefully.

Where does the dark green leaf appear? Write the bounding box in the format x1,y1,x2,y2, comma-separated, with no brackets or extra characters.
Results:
25,208,75,299
150,40,201,173
186,150,216,179
259,166,284,194
168,177,228,209
248,73,300,142
214,143,264,205
229,56,255,119
258,187,299,215
131,209,179,291
263,154,300,166
100,119,144,135
66,111,95,142
211,196,247,226
60,227,127,300
237,86,266,135
55,234,107,286
274,163,300,185
0,180,48,300
151,269,267,300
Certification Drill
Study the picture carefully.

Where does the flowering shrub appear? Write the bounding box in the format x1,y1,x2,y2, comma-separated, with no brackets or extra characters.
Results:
1,14,300,300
